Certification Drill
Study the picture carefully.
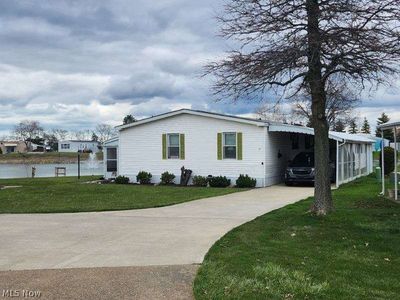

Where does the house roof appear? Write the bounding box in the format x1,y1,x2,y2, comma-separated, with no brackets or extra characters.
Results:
116,109,268,130
357,133,390,142
377,120,400,130
116,109,374,144
269,123,375,143
104,136,119,146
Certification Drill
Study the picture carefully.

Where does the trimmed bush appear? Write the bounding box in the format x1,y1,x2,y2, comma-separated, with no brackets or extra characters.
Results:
136,171,152,184
192,175,208,187
236,174,257,188
208,176,231,188
380,147,396,175
161,171,175,185
115,175,129,184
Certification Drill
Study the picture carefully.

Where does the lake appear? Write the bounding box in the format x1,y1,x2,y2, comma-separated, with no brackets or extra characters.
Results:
0,162,104,179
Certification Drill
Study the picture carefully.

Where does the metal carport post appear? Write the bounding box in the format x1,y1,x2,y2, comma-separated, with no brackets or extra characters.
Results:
378,121,398,201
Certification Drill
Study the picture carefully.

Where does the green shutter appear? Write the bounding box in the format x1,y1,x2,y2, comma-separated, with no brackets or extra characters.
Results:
237,132,243,160
162,134,167,159
180,134,185,160
217,133,222,160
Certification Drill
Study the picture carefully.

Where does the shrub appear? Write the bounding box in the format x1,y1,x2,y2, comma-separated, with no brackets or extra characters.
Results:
236,174,257,188
160,171,175,184
208,176,231,188
115,175,129,184
192,175,208,187
380,147,396,175
0,147,2,154
136,171,152,184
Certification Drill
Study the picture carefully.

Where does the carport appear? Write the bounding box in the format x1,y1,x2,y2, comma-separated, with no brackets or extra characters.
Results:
268,124,374,187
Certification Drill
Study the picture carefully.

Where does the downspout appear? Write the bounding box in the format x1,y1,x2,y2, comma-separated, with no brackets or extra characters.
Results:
336,140,339,188
263,126,268,187
381,129,385,196
336,139,346,188
394,127,398,201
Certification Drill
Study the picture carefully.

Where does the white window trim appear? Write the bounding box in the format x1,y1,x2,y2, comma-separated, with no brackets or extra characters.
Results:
223,132,237,160
167,133,180,159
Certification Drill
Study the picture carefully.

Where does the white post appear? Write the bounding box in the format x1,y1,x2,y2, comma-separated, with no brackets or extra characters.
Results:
381,129,385,195
394,127,398,201
336,140,339,188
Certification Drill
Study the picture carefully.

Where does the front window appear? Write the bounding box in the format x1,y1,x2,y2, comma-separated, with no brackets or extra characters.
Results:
61,143,70,149
168,134,180,159
223,133,237,159
106,147,117,172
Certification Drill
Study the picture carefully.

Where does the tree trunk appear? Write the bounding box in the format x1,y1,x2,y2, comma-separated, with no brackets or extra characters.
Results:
306,0,334,215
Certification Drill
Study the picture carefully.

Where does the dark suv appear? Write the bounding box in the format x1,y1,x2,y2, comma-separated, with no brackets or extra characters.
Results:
285,152,335,185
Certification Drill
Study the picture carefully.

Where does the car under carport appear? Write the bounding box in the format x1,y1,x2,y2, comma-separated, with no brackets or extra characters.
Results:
268,123,375,187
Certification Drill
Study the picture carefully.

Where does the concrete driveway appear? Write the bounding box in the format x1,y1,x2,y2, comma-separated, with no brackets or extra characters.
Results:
0,185,313,271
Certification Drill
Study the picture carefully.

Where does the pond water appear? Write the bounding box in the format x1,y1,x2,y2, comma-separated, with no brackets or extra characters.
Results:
0,162,104,179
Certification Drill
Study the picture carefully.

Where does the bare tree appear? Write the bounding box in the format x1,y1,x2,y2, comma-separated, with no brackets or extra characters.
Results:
206,0,400,215
51,129,69,141
255,102,289,123
291,80,360,129
73,130,92,141
95,124,116,143
13,120,44,150
43,129,69,151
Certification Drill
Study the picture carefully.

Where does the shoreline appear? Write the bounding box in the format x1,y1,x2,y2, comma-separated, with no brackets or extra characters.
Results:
0,152,103,165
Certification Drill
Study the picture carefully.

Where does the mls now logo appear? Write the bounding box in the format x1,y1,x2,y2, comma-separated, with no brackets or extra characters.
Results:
2,289,41,298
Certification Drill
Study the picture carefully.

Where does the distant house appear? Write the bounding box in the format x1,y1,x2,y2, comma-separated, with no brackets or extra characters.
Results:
0,141,29,154
58,140,100,153
0,141,28,154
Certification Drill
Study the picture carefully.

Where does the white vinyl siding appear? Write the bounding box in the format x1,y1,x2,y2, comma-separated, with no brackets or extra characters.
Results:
119,114,265,186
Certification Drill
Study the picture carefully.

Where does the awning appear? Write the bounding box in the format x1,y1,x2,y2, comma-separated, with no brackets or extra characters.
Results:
268,123,374,144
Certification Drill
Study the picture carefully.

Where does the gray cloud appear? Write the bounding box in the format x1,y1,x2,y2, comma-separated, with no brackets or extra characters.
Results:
0,0,399,135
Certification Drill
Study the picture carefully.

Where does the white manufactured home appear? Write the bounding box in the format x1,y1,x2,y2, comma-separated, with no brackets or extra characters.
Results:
58,140,100,153
104,109,374,187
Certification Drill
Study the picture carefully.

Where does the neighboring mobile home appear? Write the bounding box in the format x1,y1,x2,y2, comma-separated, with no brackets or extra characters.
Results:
58,140,99,153
0,141,28,153
104,109,374,187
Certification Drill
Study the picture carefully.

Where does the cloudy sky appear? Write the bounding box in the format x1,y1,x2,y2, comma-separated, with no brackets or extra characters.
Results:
0,0,399,137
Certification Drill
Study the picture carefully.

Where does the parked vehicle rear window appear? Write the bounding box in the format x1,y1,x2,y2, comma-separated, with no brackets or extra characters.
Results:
290,152,314,167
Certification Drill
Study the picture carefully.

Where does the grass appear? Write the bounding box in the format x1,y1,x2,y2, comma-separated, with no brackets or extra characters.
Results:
194,175,400,299
0,176,243,213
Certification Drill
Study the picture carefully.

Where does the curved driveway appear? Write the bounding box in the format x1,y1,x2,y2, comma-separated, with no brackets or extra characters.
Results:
0,185,313,271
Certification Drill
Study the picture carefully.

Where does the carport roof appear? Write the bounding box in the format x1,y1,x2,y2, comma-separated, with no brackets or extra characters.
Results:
268,123,375,143
377,120,400,129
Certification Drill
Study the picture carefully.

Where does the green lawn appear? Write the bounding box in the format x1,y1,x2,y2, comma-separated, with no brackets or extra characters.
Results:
194,176,400,299
0,176,242,213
